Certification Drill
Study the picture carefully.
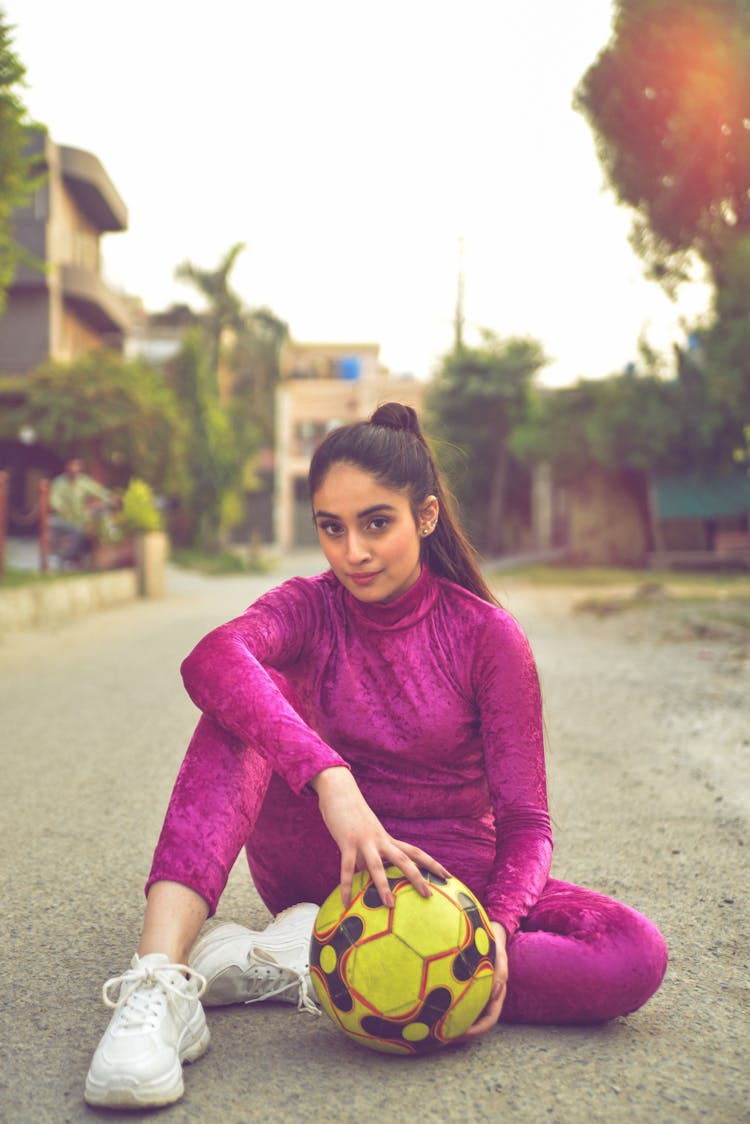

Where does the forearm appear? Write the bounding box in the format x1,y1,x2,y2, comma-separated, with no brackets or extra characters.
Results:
484,818,553,936
181,628,346,793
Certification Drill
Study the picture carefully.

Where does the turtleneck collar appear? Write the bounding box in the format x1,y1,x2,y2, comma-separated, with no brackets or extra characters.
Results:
343,564,439,630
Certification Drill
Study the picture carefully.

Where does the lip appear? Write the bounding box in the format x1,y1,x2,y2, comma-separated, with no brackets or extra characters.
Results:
349,571,381,586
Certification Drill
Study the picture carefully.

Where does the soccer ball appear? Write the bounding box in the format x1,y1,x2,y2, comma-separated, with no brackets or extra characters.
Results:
309,866,496,1055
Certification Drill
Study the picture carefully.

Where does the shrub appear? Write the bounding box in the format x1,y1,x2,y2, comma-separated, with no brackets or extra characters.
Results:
118,479,163,534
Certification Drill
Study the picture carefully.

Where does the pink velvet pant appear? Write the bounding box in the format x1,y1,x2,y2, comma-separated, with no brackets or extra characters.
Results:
147,715,668,1025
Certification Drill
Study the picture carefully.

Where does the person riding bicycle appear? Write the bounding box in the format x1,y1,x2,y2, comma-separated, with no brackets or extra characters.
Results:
49,457,114,568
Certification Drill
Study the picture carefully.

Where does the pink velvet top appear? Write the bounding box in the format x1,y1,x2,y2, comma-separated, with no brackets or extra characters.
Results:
180,565,553,935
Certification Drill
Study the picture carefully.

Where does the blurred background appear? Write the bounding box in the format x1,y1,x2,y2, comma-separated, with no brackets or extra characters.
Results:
1,0,749,572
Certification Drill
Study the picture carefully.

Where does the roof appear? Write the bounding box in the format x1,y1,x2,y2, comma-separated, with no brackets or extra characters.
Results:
653,474,750,521
59,145,128,231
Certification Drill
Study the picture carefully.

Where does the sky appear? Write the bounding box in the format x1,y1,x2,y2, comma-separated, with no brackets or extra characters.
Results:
4,0,712,385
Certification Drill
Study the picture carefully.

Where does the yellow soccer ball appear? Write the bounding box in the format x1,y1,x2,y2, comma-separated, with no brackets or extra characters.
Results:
309,866,496,1055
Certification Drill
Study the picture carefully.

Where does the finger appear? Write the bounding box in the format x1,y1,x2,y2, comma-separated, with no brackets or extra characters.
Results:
394,853,432,898
368,862,395,908
386,847,442,899
397,843,451,882
461,985,506,1040
339,854,356,908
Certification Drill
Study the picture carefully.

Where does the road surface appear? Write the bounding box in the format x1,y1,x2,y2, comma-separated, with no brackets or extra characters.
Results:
0,558,747,1122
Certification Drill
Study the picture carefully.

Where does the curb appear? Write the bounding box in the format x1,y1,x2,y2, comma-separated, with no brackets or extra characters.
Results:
0,568,138,633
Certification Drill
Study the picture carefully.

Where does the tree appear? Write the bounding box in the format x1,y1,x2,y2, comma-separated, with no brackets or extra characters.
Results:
512,347,749,490
576,0,750,293
0,351,188,493
163,330,241,549
698,231,750,423
513,371,679,477
230,305,289,444
576,0,750,459
175,242,246,377
173,245,289,547
427,332,547,554
0,13,44,315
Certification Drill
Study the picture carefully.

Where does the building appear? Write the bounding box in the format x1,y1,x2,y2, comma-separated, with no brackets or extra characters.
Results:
124,303,201,371
646,473,750,569
0,131,131,532
274,340,424,548
0,129,131,374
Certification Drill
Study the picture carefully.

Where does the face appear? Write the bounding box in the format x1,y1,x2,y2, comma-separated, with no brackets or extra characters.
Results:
312,463,438,604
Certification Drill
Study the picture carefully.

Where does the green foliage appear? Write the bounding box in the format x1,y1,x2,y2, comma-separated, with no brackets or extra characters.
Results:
700,232,750,422
164,329,242,549
172,245,288,548
0,351,188,494
229,305,289,444
175,241,245,373
0,14,45,314
576,0,750,291
426,333,547,552
734,423,750,470
515,356,746,481
118,478,162,534
171,545,274,575
514,375,677,480
576,0,750,455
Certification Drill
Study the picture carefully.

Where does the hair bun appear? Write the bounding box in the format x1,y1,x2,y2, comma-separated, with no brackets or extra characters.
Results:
370,402,422,438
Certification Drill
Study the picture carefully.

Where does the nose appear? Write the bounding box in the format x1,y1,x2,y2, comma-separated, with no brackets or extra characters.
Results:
345,530,371,565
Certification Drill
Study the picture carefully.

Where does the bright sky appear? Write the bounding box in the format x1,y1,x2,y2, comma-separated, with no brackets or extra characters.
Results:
4,0,712,384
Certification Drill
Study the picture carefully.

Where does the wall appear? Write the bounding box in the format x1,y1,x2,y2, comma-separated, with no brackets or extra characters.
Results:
0,569,137,633
561,468,650,566
0,289,51,373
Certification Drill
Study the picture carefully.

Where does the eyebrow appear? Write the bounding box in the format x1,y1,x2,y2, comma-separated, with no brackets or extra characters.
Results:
313,503,398,520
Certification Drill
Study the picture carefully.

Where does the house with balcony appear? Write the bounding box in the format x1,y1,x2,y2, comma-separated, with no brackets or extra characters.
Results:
0,129,131,374
0,131,131,531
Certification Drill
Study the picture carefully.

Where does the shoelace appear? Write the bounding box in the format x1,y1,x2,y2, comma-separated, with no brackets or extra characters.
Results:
101,961,208,1029
245,948,320,1014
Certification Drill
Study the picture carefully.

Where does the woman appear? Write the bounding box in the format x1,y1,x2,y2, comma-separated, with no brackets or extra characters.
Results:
85,403,667,1108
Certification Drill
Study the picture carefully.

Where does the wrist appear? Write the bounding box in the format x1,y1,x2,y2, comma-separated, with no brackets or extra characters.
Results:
308,765,351,795
491,920,508,949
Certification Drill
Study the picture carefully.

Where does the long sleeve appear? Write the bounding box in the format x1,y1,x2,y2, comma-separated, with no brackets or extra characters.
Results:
472,613,553,936
180,577,349,793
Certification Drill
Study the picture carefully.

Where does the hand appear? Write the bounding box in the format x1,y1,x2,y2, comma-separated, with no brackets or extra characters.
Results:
310,766,450,907
461,921,508,1039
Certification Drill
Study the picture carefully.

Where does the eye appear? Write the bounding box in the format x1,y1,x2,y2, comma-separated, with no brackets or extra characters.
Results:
366,516,391,532
317,520,343,537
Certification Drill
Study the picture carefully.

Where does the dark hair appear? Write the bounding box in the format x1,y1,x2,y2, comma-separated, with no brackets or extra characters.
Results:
308,402,499,605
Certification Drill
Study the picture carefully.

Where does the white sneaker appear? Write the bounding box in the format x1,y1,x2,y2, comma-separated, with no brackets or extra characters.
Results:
84,952,210,1108
190,903,319,1013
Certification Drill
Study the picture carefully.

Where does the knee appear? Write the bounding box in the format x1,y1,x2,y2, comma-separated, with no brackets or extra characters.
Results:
616,912,668,1016
507,901,668,1025
577,907,668,1021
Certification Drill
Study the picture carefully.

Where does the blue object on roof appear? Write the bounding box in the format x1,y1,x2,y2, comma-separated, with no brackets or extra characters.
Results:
337,356,361,380
653,474,750,520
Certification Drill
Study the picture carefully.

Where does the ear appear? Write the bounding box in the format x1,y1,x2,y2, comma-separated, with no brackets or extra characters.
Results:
418,495,439,537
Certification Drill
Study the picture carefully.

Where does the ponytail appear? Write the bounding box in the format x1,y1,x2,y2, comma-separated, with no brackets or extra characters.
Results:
308,402,499,606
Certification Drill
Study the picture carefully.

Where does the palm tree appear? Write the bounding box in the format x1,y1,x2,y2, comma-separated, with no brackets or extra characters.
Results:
175,242,246,378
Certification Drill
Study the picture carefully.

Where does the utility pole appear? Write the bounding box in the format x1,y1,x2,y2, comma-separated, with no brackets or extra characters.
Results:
453,236,465,353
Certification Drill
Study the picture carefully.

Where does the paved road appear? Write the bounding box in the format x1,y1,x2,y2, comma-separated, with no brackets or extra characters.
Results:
0,559,746,1123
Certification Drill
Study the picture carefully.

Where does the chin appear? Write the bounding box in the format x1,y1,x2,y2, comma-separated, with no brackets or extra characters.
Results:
347,582,387,602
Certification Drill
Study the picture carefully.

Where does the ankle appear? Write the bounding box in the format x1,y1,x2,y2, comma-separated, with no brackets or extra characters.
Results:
137,942,192,965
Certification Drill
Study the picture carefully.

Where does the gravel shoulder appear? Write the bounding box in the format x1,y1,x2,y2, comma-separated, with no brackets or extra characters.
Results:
0,562,747,1123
